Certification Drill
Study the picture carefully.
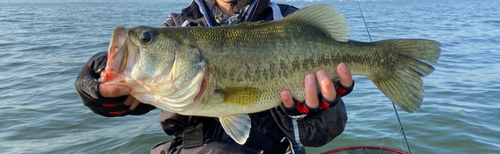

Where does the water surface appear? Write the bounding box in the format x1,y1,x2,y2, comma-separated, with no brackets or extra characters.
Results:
1,0,499,153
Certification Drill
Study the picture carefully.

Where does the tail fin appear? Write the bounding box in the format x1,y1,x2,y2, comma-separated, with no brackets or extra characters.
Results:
372,39,441,113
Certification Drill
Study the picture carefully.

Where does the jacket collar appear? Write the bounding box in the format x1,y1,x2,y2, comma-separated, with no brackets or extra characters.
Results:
180,0,270,26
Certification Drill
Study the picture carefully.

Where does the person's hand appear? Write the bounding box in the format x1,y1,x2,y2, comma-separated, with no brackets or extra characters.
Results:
98,71,142,112
75,52,155,117
280,63,354,115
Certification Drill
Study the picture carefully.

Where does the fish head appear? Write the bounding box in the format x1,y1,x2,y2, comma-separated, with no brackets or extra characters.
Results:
102,26,208,112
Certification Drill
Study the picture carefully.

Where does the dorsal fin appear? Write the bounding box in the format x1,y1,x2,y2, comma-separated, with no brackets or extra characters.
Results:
283,4,350,42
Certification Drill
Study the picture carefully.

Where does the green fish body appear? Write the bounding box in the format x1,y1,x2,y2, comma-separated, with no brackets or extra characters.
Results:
102,5,441,144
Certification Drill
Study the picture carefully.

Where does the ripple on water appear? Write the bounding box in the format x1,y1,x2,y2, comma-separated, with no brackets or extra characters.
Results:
2,1,500,154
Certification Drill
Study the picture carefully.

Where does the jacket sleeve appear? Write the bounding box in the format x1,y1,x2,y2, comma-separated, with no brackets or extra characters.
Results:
279,4,299,17
271,99,348,147
161,13,185,27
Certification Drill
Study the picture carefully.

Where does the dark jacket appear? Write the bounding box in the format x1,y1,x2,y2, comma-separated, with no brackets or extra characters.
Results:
150,0,348,154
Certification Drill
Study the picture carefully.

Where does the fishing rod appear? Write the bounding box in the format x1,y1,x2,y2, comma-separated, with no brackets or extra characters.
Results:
355,1,412,154
356,1,372,42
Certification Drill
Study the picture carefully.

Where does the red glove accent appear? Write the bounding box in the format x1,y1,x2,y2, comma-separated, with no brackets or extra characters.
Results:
296,102,309,114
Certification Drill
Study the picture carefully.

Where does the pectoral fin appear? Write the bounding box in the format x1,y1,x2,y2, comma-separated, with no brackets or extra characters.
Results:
218,87,260,106
219,114,251,145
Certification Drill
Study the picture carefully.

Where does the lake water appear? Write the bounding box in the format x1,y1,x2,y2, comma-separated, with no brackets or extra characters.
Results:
1,0,499,153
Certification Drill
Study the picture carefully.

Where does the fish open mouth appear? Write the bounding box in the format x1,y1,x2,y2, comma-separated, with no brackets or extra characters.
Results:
105,27,128,71
99,26,128,83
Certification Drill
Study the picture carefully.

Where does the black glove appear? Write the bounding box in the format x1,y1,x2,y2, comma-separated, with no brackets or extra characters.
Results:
75,51,155,117
280,80,354,116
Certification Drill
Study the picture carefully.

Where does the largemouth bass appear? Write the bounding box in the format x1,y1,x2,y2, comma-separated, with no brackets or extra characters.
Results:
100,4,440,144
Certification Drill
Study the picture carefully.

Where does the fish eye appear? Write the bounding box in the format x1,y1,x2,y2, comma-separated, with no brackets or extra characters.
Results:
139,31,153,44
